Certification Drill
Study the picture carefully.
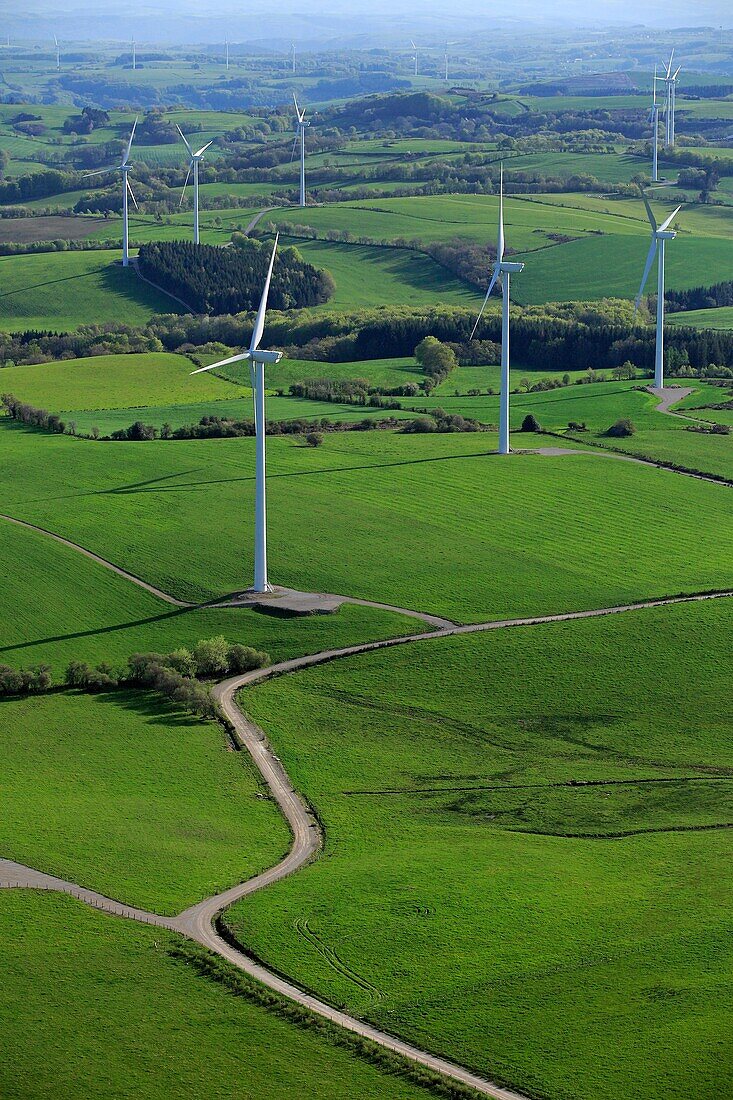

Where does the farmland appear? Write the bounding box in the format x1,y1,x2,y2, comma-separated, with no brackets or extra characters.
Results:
226,597,733,1100
1,422,732,622
1,26,732,1100
0,251,181,331
0,893,427,1100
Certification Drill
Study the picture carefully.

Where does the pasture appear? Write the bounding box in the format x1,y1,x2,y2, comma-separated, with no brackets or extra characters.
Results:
0,352,243,411
0,251,181,331
0,893,426,1100
1,422,732,621
227,597,733,1100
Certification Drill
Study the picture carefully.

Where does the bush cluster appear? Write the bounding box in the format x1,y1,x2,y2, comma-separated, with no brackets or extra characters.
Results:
0,663,52,696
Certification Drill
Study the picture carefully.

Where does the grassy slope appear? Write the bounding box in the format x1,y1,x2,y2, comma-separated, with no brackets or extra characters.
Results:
2,689,287,913
0,251,181,331
0,893,427,1100
1,423,732,621
668,306,733,330
0,352,243,411
590,428,733,481
0,514,416,672
226,599,733,1100
279,237,480,310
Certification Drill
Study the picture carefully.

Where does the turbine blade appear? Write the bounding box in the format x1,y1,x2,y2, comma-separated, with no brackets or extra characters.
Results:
658,205,682,233
179,161,192,206
293,92,303,122
176,124,193,156
194,139,213,157
290,134,298,162
122,116,138,166
673,66,681,80
249,235,279,354
640,188,658,231
82,167,114,177
190,352,250,375
469,268,500,340
126,177,139,211
666,49,674,78
635,239,658,310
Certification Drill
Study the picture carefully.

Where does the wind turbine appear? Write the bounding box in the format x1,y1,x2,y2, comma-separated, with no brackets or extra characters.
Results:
225,37,229,70
635,190,682,390
190,237,282,594
177,126,214,244
470,167,524,455
443,41,456,83
410,39,420,77
293,94,309,208
650,65,660,182
291,42,296,73
83,117,138,267
53,34,60,71
662,50,680,148
131,36,137,71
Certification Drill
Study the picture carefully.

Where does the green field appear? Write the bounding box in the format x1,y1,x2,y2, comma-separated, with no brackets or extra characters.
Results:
587,427,733,482
0,510,415,673
2,688,286,912
0,893,427,1100
226,598,733,1100
668,306,733,330
1,422,732,621
0,251,181,331
0,352,243,410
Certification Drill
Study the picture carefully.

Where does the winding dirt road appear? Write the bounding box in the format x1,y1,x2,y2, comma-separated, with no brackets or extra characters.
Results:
3,575,733,1098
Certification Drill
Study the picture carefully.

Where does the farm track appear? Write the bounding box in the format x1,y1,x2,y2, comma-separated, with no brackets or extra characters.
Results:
3,564,733,1098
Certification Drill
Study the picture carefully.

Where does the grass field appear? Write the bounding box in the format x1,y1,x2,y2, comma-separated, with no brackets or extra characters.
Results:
1,422,732,621
0,893,428,1100
0,216,111,242
226,598,733,1100
0,352,243,410
588,427,733,482
668,306,733,330
2,688,287,912
0,511,416,673
277,237,480,310
0,251,181,331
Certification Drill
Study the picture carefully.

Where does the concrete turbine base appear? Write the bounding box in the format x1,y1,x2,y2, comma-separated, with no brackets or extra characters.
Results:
217,585,346,616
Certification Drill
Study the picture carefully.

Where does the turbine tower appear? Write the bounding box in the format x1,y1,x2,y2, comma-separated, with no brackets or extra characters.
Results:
662,51,680,148
225,37,229,70
635,190,682,390
131,37,136,71
291,42,296,73
470,167,524,455
410,39,419,77
444,42,456,83
650,65,660,182
83,117,138,268
177,126,214,244
293,94,309,208
190,237,282,593
53,34,60,71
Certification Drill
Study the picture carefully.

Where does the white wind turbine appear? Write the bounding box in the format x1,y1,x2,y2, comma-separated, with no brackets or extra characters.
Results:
662,50,680,148
177,126,214,244
53,34,60,71
409,39,420,77
635,190,682,390
293,94,309,208
470,167,524,455
443,42,456,83
131,36,137,71
291,42,296,73
650,65,660,182
190,237,282,594
83,117,138,268
225,37,229,70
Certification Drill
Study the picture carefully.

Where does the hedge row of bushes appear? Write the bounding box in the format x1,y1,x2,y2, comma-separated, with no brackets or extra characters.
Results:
0,639,270,718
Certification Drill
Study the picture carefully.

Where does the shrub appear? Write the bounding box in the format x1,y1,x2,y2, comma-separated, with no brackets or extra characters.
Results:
305,431,324,447
192,636,231,678
521,413,542,432
167,647,196,677
568,420,587,431
0,663,52,696
228,644,269,674
606,418,636,437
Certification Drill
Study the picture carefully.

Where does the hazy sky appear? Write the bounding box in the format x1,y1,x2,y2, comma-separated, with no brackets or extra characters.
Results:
7,0,733,44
